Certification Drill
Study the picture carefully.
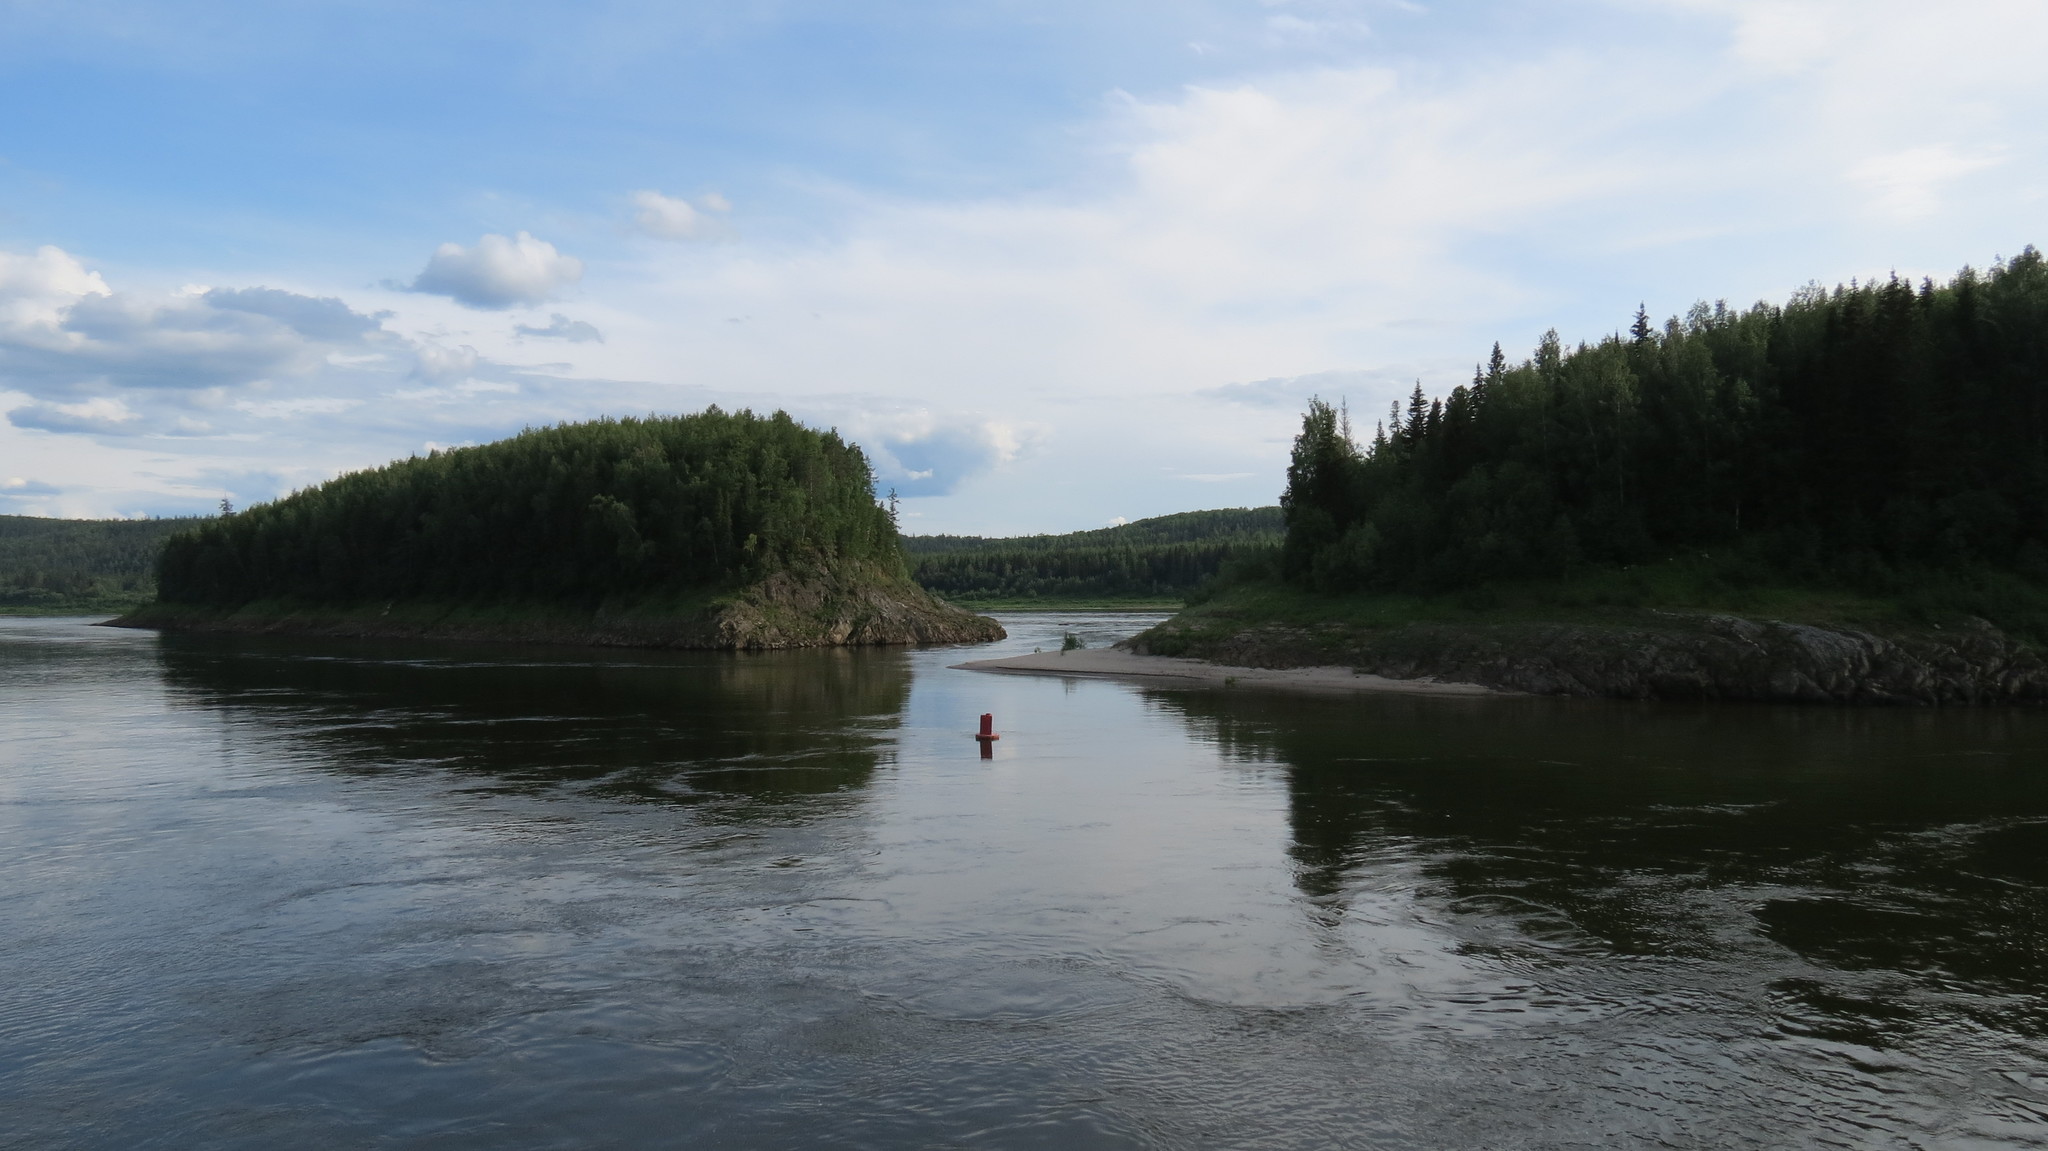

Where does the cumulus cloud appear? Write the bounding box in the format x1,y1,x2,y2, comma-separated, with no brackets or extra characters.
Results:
8,396,145,435
408,232,583,309
514,313,603,342
16,0,2048,526
0,243,559,451
0,246,110,327
846,409,1037,497
0,263,392,404
203,286,386,342
412,343,479,384
631,190,730,240
0,476,62,499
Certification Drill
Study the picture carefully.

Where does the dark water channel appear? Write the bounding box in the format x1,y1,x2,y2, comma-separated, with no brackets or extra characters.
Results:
3,613,2047,1148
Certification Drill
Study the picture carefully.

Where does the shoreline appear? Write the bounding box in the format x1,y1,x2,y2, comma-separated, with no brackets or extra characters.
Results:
1134,600,2048,705
109,575,1006,651
950,647,1503,696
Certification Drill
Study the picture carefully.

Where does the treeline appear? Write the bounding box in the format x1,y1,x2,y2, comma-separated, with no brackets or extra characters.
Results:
0,515,197,609
1282,247,2048,594
908,508,1281,601
159,409,903,607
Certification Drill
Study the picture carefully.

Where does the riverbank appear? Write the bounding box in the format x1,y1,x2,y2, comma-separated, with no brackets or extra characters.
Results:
952,647,1501,696
1132,583,2048,705
114,571,1004,650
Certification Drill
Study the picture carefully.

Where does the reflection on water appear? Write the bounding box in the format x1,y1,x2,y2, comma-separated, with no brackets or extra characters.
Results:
4,614,2048,1149
1162,688,2048,1141
1172,691,2048,957
156,633,910,810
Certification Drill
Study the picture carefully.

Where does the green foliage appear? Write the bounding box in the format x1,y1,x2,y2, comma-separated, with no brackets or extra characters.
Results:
906,507,1281,602
903,507,1281,554
156,408,902,608
1061,631,1085,651
1280,248,2048,610
0,515,198,612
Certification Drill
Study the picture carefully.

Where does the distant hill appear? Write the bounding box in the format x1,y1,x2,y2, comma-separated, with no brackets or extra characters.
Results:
3,500,1285,618
904,507,1281,605
0,515,200,613
125,409,1001,648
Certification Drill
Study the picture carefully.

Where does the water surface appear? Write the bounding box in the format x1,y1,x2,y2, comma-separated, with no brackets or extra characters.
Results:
3,614,2046,1148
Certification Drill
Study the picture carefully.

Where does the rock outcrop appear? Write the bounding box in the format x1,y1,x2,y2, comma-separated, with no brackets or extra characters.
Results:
113,568,1003,650
1133,613,2048,705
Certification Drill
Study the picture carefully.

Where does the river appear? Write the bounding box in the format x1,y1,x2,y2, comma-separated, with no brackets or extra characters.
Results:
3,613,2046,1148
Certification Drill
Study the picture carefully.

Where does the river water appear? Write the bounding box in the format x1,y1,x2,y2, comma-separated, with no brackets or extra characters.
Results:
3,613,2047,1148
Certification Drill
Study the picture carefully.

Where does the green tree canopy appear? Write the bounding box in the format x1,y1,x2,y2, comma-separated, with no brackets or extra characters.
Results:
157,408,902,607
1281,248,2048,593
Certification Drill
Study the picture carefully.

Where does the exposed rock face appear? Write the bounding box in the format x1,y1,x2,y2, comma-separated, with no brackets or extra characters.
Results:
700,569,1004,648
113,569,1004,650
1135,613,2048,705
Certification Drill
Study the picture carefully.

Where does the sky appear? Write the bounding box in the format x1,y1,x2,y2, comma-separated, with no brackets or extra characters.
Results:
1,0,2044,534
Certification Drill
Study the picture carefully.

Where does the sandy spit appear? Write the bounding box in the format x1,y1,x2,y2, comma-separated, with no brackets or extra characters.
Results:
949,647,1504,696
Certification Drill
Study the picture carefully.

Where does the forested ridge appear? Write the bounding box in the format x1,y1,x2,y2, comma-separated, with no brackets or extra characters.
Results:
157,409,904,608
906,507,1281,602
0,515,197,610
1280,248,2048,609
8,497,1278,615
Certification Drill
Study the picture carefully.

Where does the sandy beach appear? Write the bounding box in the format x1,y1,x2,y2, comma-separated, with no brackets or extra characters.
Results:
950,647,1503,696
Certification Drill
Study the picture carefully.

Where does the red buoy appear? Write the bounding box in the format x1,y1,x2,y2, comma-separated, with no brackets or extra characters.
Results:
975,712,999,758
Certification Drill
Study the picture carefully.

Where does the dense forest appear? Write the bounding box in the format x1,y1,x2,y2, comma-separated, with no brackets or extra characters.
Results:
0,515,196,611
906,508,1280,602
157,409,904,607
1281,248,2048,598
4,497,1278,616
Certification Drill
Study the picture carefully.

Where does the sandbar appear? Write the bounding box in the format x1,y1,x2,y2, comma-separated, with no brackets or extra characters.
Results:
949,647,1503,696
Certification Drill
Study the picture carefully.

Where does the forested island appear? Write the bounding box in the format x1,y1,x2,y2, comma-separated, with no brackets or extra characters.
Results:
4,493,1276,618
116,409,1002,648
1138,248,2048,703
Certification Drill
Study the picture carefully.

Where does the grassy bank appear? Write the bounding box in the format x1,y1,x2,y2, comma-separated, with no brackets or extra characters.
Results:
0,595,153,618
1141,556,2048,660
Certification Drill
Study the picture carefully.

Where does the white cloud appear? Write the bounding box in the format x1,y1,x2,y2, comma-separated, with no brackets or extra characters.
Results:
0,245,110,328
232,396,363,420
0,245,565,466
1849,146,2004,223
412,343,479,384
514,313,603,342
9,395,143,435
0,266,404,424
13,1,2048,528
631,190,731,241
409,232,584,309
832,407,1043,497
1204,368,1393,409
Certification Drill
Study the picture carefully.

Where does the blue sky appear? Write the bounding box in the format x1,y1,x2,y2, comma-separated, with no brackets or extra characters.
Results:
2,0,2045,532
